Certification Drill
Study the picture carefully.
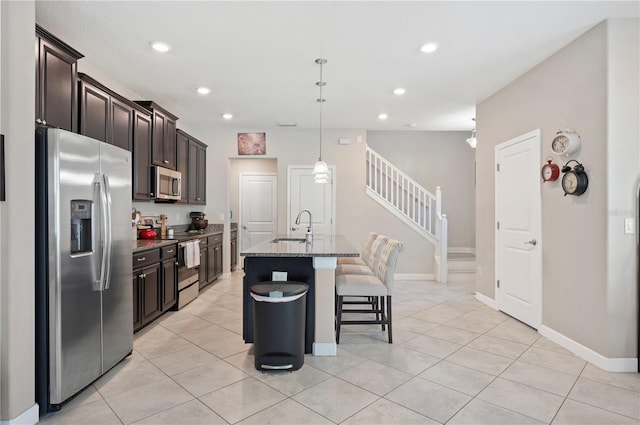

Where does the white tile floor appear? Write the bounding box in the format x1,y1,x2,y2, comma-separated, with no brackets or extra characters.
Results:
39,271,640,425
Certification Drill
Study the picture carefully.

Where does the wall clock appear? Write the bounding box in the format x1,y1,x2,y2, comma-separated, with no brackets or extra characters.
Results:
551,130,581,156
541,158,560,182
561,160,588,196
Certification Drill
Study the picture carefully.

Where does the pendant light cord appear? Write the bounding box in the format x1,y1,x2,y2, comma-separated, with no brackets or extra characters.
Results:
316,58,327,161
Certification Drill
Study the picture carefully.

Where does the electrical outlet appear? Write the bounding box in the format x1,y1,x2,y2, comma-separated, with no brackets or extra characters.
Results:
272,271,287,281
624,217,635,234
218,212,225,221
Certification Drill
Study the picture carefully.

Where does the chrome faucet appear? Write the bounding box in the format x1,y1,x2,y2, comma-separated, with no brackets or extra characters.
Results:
295,209,313,241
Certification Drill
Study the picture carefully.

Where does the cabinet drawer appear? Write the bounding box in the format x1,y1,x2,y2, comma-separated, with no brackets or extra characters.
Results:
161,244,177,259
230,230,237,240
208,233,222,245
133,248,160,268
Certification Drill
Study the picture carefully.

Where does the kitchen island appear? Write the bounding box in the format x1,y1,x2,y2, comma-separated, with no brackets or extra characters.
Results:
241,235,359,356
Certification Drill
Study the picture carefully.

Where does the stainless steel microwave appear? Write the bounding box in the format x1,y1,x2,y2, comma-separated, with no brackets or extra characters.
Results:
152,166,181,201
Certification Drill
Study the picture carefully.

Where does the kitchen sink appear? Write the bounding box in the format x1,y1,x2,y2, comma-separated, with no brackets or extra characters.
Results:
271,237,306,243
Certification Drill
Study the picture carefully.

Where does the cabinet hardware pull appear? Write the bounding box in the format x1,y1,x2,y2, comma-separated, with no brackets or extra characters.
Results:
167,249,174,253
196,197,201,201
43,120,47,125
175,261,179,266
141,273,146,278
36,118,42,124
163,160,169,164
150,192,154,196
137,257,146,261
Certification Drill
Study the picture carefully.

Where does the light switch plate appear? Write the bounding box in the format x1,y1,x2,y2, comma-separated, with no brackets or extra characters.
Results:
624,217,635,234
272,271,287,281
218,212,225,221
339,138,350,145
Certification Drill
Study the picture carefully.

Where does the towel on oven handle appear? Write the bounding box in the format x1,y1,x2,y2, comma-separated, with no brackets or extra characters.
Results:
184,240,200,268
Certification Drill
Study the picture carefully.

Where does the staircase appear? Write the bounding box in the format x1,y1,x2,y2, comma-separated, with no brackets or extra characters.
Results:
366,145,448,282
447,250,477,283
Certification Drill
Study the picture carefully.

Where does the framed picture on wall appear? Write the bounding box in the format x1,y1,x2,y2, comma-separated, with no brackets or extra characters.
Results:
238,132,266,155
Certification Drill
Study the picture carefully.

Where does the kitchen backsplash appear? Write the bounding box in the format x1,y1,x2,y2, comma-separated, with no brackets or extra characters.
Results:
132,202,210,225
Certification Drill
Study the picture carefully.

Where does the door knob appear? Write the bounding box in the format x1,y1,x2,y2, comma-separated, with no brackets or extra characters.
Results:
242,225,247,230
291,227,298,231
524,239,537,246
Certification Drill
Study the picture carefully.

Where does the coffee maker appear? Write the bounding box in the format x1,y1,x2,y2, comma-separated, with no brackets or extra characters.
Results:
188,211,207,232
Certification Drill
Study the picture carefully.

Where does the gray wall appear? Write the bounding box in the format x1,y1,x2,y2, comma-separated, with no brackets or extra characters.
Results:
0,2,37,421
367,131,476,249
476,20,639,359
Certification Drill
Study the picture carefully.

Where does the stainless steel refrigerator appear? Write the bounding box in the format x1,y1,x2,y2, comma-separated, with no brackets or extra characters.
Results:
35,127,133,413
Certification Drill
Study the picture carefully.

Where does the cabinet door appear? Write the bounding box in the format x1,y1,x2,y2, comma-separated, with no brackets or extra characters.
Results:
37,37,78,131
213,243,223,279
133,274,142,331
207,246,215,284
141,263,161,323
111,97,134,152
196,143,206,204
165,118,177,170
78,80,109,143
133,111,153,200
176,132,189,203
188,141,206,204
198,248,207,285
230,233,238,269
161,259,177,311
151,111,166,167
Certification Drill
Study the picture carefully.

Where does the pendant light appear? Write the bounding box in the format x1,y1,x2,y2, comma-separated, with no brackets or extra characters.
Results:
313,58,329,183
466,118,477,149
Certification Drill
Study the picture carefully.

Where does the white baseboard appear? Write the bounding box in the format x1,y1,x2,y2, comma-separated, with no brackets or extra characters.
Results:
539,325,638,372
475,292,498,310
313,342,337,356
220,272,231,280
1,403,39,425
448,247,476,255
395,273,434,281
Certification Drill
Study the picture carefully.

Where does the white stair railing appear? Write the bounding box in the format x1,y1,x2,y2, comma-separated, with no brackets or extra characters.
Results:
365,145,448,282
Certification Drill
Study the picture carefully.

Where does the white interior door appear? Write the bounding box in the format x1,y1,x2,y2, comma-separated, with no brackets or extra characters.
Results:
240,175,277,251
495,130,542,329
288,166,335,236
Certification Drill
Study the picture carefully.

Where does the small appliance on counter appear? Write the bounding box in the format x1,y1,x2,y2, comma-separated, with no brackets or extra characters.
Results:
188,212,208,233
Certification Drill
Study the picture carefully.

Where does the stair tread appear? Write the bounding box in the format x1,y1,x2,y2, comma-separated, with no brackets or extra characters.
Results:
448,252,476,260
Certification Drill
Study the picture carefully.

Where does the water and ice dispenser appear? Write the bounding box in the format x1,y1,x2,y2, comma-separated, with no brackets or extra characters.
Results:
70,200,92,255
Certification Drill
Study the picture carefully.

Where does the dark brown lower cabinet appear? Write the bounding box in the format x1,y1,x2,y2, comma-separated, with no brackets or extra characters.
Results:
161,258,178,311
133,244,177,332
140,263,161,325
230,230,238,270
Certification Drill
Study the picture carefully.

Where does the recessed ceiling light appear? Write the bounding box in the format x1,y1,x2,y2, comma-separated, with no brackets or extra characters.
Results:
420,42,439,53
222,113,233,120
150,41,171,53
196,87,211,95
378,113,388,120
393,88,406,95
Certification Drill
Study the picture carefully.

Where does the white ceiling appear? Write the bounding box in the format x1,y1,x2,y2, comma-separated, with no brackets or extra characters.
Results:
36,1,638,137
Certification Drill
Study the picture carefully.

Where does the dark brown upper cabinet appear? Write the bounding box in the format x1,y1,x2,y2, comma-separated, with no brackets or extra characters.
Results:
78,73,143,152
134,102,178,170
188,138,207,205
132,110,153,200
175,130,189,204
36,25,84,131
176,129,207,205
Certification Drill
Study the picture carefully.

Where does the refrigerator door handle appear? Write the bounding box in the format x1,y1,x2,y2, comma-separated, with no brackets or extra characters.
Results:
96,174,107,290
102,174,113,290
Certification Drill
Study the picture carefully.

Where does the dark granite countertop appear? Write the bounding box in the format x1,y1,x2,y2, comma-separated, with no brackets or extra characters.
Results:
133,225,223,253
240,234,359,258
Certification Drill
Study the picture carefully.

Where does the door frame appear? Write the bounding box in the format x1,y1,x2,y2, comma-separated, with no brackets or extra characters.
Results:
494,129,542,328
238,172,277,263
287,164,337,236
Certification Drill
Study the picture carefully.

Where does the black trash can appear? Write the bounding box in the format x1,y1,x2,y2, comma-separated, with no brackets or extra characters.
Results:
250,281,308,371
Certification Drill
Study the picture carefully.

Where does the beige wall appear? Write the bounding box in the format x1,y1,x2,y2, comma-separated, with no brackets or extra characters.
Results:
476,20,639,359
0,1,37,421
367,131,476,249
202,128,434,275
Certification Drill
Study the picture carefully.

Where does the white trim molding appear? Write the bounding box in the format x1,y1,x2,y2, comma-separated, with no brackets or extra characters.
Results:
539,325,638,372
475,291,498,310
313,342,337,356
447,247,476,255
1,404,39,425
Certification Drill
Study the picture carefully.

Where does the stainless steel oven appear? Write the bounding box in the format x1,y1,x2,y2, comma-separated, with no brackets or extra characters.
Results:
177,239,200,309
